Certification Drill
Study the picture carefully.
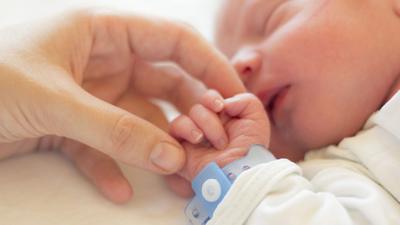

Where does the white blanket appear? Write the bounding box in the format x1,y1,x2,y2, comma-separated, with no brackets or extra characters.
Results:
0,152,187,225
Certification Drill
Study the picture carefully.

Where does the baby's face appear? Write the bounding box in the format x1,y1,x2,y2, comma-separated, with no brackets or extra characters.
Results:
216,0,400,160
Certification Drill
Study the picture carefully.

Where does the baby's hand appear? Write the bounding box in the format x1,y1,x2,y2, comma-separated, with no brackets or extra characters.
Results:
167,90,270,196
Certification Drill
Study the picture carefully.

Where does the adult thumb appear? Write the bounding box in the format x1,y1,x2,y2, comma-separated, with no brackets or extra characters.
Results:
47,86,185,174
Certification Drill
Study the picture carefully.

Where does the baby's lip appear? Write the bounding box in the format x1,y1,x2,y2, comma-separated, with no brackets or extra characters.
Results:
257,86,284,109
257,85,289,123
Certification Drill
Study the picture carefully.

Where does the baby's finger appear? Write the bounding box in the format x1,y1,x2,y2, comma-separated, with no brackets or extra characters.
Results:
189,104,228,150
223,94,271,148
170,115,204,144
200,89,225,112
224,93,267,120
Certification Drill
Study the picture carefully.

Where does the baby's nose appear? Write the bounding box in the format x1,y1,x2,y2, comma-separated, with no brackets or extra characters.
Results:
231,49,262,84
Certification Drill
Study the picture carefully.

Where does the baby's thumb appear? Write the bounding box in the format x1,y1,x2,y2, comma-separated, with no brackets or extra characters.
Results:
46,86,185,174
223,93,271,148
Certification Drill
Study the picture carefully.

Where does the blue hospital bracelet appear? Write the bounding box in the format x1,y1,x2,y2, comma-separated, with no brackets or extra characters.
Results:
185,145,275,225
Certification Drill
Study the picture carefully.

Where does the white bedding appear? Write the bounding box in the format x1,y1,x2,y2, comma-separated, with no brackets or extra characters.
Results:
0,0,221,224
0,153,187,225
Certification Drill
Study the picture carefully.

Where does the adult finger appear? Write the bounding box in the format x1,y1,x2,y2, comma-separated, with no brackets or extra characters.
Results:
61,139,133,204
130,60,206,113
44,82,185,175
91,11,246,97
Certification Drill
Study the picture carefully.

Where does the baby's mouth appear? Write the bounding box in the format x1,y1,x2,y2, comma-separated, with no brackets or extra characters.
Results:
257,85,290,124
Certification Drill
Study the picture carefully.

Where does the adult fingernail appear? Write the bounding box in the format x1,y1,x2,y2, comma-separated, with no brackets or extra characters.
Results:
191,129,203,143
150,143,182,172
214,99,224,111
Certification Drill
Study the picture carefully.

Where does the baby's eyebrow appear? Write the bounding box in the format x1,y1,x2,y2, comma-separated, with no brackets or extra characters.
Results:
241,0,277,33
247,0,274,8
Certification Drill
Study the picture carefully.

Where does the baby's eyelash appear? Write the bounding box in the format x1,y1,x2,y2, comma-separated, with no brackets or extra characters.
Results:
262,1,289,36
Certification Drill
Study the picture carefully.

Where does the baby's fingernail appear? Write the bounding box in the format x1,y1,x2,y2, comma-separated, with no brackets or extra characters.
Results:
150,142,183,172
214,99,224,111
191,129,203,143
216,138,227,150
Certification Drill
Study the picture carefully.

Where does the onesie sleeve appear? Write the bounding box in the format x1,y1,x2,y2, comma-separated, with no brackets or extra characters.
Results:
207,159,400,225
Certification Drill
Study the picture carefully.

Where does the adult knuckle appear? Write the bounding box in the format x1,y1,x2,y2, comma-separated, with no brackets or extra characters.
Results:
62,7,97,25
175,21,199,37
110,114,136,153
169,21,200,60
75,7,114,20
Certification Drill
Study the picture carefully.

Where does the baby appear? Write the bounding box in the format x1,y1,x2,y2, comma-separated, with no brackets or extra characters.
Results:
167,0,400,224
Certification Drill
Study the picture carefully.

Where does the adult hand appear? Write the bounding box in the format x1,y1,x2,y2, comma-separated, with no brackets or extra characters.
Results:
0,9,245,203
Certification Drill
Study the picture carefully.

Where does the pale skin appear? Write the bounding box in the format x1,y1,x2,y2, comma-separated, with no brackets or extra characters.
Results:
166,0,400,196
0,9,245,203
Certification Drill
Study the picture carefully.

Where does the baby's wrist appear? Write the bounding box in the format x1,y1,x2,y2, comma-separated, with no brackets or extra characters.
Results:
185,145,275,224
190,148,246,179
214,151,247,169
190,145,269,181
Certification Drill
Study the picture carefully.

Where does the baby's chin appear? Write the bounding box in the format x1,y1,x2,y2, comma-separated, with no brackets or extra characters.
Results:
269,143,307,162
269,131,310,162
270,125,352,162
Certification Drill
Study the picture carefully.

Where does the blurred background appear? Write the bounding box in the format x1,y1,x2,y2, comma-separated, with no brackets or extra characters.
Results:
0,1,223,224
0,0,222,40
